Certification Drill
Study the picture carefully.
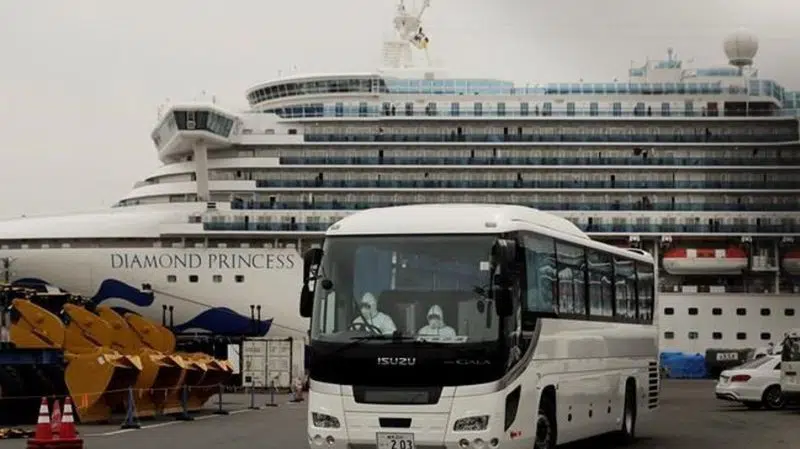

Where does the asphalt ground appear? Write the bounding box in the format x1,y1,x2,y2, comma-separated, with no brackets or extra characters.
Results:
1,381,797,449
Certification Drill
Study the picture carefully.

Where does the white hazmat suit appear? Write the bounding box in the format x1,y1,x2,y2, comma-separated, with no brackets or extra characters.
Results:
417,305,456,339
351,292,397,335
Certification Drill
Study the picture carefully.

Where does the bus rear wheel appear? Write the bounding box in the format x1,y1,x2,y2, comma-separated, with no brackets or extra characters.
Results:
535,396,556,449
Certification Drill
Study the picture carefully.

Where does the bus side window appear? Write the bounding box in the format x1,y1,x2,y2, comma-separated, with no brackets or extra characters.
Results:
587,249,613,318
613,257,636,320
636,262,654,323
523,234,556,314
555,241,587,316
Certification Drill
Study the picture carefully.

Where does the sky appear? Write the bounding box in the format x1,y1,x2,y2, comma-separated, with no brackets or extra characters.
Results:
0,0,799,220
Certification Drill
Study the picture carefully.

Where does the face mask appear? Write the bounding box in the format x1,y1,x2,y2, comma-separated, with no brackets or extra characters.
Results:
361,303,376,318
428,315,441,328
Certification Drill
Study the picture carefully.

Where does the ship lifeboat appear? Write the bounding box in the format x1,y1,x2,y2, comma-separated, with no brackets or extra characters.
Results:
782,250,800,276
662,247,748,275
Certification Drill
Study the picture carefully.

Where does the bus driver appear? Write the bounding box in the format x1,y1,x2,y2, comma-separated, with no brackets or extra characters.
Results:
351,292,397,335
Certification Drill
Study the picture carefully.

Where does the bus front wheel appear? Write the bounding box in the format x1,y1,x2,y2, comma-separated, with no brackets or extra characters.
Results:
616,382,637,445
535,395,557,449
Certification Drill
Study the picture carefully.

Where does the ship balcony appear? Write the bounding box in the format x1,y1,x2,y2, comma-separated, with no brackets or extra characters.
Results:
252,179,800,190
303,132,798,144
231,200,798,213
277,156,800,167
201,221,800,235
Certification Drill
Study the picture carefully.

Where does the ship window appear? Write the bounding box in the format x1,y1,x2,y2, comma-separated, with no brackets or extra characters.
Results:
213,274,222,283
760,308,770,316
288,129,298,135
736,308,746,316
688,331,698,340
235,274,245,283
167,275,177,283
712,332,722,340
189,275,198,283
736,332,747,340
663,331,674,339
760,332,771,340
712,307,722,315
688,307,698,315
785,308,795,316
664,307,674,315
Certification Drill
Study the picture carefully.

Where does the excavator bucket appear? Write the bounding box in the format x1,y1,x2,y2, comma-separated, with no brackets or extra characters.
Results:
122,311,234,412
95,306,187,417
183,354,234,410
122,312,207,414
60,304,143,423
124,313,174,353
4,299,70,424
64,349,142,423
8,299,66,349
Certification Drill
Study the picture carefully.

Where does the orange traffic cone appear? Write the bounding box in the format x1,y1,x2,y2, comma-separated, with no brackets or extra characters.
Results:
28,397,52,446
59,397,80,442
50,399,62,439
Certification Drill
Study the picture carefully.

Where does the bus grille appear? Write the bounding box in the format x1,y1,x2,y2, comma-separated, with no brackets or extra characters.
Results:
647,361,659,409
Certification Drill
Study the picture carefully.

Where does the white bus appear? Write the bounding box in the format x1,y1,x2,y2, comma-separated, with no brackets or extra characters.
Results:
299,204,659,449
780,329,800,403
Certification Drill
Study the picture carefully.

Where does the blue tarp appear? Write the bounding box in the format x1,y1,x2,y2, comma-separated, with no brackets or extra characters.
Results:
659,351,708,379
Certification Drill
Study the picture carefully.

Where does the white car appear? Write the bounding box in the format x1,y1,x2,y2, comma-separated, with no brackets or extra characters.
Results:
714,355,786,410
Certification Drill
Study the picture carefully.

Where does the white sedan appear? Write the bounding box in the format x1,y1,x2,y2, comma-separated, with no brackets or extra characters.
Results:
714,355,786,410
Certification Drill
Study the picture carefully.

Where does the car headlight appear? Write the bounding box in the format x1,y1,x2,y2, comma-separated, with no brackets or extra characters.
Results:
311,412,341,429
453,415,489,431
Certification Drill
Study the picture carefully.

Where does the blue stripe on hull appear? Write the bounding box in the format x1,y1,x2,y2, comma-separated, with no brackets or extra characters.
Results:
11,277,272,337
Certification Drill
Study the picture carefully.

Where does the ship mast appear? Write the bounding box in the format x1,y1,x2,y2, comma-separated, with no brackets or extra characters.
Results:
381,0,433,69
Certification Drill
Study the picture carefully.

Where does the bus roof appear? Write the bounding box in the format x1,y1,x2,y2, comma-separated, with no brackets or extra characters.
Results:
325,204,654,263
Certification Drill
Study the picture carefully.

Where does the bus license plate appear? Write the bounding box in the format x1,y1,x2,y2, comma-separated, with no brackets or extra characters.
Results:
376,432,415,449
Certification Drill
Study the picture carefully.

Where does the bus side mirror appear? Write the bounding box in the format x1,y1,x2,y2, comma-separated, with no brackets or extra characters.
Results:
493,283,513,317
299,248,323,318
491,239,516,271
491,239,517,317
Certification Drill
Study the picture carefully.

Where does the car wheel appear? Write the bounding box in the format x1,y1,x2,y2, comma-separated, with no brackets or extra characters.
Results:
762,385,786,410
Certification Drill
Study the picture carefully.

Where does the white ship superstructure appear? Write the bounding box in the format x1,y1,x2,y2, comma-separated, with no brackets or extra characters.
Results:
1,1,799,352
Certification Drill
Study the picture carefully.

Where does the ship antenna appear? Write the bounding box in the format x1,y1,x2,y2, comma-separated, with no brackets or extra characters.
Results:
381,0,433,69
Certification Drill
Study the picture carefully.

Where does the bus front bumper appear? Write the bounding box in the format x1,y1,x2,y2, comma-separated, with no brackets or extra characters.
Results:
307,389,536,449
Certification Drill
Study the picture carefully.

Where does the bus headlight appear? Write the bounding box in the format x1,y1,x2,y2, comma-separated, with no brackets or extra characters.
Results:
453,415,489,431
312,412,341,428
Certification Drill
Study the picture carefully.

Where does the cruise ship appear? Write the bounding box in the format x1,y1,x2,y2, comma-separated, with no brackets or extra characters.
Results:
1,0,799,354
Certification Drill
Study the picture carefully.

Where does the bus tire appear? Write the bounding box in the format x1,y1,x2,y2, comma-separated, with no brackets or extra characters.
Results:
535,395,557,449
616,381,637,445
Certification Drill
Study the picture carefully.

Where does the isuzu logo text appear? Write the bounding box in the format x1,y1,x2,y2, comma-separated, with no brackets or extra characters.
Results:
376,357,416,366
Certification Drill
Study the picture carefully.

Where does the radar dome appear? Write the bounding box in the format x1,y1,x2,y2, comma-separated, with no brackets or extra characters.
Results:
724,29,759,67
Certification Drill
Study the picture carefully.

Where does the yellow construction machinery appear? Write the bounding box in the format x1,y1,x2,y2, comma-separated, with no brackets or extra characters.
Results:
3,286,234,424
122,312,234,412
95,306,188,417
8,299,142,423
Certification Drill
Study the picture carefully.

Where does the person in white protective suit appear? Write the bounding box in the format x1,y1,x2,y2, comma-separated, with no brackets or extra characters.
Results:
417,305,457,339
351,292,397,335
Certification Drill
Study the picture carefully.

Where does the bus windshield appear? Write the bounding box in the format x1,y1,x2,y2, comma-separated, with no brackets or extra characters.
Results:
310,234,501,344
